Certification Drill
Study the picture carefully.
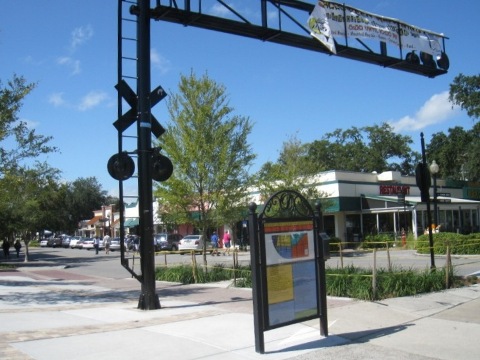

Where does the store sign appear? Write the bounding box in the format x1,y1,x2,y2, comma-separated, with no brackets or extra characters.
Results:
379,185,410,195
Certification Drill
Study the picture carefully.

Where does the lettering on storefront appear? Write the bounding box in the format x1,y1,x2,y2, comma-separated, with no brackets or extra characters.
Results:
379,185,410,195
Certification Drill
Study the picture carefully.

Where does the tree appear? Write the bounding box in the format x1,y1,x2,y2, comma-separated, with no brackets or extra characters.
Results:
0,75,57,173
307,123,418,175
427,124,480,182
0,75,59,259
154,72,255,264
362,123,418,175
65,177,109,227
255,135,321,200
449,73,480,120
0,164,62,261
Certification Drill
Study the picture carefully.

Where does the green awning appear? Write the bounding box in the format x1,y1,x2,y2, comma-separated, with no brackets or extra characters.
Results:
124,218,139,228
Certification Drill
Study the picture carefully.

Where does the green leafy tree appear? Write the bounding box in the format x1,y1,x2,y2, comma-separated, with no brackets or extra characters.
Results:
307,123,418,175
362,123,418,175
65,177,109,226
0,76,57,172
427,124,480,182
0,75,59,258
154,72,255,264
449,73,480,120
255,135,321,200
0,165,63,261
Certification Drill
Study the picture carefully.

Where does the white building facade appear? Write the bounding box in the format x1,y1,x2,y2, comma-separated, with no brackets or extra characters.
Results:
248,170,480,245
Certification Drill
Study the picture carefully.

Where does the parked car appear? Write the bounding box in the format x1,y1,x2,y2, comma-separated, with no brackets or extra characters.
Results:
69,236,83,249
61,237,71,248
81,238,95,250
178,235,211,253
154,233,183,251
109,237,121,251
40,239,49,247
47,238,62,248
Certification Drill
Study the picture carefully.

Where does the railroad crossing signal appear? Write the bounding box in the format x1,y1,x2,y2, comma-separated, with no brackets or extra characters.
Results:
114,79,167,138
109,79,172,182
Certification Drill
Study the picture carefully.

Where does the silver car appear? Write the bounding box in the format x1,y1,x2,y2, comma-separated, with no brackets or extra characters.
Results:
109,238,121,251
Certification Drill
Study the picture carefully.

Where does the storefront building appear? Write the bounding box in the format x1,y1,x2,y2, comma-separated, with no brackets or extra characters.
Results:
298,170,480,244
82,171,479,246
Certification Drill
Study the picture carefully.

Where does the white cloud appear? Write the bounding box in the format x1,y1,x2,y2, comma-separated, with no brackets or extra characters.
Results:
388,91,460,132
70,25,94,51
210,3,232,16
209,2,257,19
49,92,66,107
57,56,81,75
77,91,109,111
267,10,278,21
151,48,171,75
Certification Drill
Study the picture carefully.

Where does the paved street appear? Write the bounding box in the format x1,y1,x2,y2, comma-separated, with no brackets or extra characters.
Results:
5,246,479,279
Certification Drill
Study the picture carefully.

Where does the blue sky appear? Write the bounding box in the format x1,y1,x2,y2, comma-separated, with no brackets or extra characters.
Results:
1,0,478,197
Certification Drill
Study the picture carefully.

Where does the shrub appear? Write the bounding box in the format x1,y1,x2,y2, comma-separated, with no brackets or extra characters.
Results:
416,232,480,255
326,265,452,300
361,233,395,249
155,264,251,286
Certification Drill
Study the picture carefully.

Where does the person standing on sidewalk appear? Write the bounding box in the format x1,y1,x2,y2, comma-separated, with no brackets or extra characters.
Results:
222,230,231,256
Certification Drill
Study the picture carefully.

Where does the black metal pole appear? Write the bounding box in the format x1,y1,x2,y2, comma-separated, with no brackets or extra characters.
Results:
136,0,160,310
421,133,435,270
248,202,264,354
314,201,328,337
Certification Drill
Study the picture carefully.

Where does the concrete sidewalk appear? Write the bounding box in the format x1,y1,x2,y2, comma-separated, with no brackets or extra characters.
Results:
0,266,479,360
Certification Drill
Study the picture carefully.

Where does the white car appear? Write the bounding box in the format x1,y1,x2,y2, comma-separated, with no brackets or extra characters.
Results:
178,235,211,253
69,236,82,249
82,238,103,250
109,238,121,251
40,239,48,247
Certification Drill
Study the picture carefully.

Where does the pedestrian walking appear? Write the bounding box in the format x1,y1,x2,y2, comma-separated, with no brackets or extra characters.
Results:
14,240,22,258
134,236,139,253
2,240,10,259
103,234,111,254
222,230,231,256
94,236,100,255
210,231,220,256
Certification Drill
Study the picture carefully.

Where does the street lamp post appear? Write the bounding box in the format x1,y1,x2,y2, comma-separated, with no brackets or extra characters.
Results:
429,160,440,230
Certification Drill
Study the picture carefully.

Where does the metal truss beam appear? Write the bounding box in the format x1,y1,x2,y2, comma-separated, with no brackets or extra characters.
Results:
136,0,446,78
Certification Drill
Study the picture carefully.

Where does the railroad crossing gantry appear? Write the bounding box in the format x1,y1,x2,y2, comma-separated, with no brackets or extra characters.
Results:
110,0,449,310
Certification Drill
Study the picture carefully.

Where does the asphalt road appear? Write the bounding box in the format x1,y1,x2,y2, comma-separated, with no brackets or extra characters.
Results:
326,248,480,277
10,246,480,280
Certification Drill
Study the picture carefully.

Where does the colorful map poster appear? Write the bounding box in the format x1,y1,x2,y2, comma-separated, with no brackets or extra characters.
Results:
263,221,319,327
264,222,315,266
